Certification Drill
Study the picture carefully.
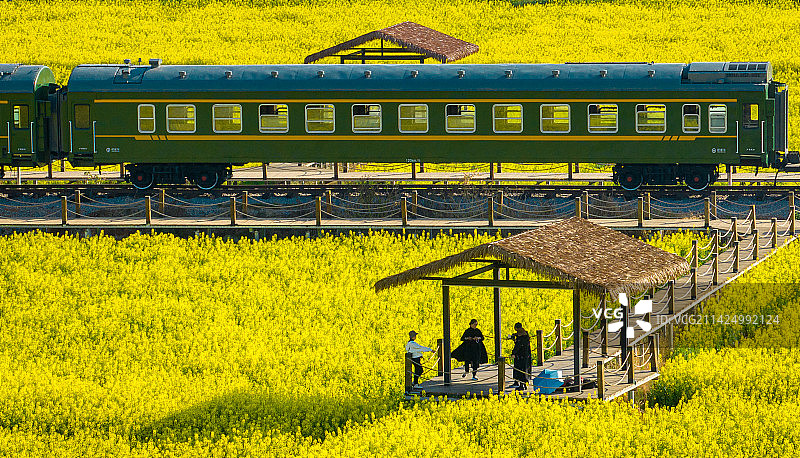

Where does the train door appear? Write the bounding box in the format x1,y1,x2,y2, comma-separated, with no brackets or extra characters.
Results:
70,102,94,159
8,102,34,161
738,102,763,165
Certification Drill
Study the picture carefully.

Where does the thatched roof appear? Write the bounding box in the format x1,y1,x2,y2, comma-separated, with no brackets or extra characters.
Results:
304,22,479,64
374,217,690,296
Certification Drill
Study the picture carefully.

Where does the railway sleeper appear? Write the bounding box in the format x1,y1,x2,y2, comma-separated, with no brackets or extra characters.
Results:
613,164,718,191
125,164,233,190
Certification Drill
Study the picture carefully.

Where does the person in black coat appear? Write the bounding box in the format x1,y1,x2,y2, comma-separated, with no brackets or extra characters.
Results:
450,319,488,380
509,322,531,390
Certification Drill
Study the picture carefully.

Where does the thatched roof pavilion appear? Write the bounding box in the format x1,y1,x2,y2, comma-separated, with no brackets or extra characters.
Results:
376,217,689,385
375,217,689,296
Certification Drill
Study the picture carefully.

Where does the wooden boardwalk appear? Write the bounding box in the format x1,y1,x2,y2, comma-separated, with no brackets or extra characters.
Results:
408,218,797,401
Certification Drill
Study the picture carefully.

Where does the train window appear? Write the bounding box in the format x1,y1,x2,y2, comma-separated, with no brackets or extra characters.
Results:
12,105,29,129
445,104,475,133
682,104,700,133
493,104,523,133
212,104,242,133
587,104,617,133
636,104,666,133
540,104,570,133
259,104,288,133
743,103,759,129
352,104,382,133
398,104,428,133
166,104,196,133
305,104,335,133
74,104,90,130
708,104,727,133
137,104,156,133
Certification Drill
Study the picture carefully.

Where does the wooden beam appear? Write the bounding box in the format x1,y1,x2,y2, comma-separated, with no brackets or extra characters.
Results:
493,267,502,362
573,288,581,382
422,278,572,289
453,263,498,279
443,285,451,385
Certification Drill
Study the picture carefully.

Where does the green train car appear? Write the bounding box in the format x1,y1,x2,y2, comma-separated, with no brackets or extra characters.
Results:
0,64,58,172
6,60,793,190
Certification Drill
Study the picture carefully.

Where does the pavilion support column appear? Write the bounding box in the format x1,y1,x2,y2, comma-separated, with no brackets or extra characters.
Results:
443,285,452,385
493,267,502,362
572,288,581,378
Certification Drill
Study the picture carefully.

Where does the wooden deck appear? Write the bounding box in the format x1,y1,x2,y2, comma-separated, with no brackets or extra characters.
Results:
407,219,797,401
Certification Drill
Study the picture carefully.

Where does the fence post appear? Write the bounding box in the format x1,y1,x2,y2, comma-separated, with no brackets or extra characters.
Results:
61,196,67,225
325,190,332,215
791,206,796,236
497,162,502,173
791,191,796,210
488,196,494,226
497,356,505,393
582,330,589,368
645,192,651,220
575,196,581,218
711,190,717,219
498,190,504,211
489,162,495,181
704,198,710,228
536,330,544,366
333,162,339,180
230,197,236,226
419,162,425,173
712,253,719,285
772,217,778,248
47,162,53,179
159,189,165,215
437,338,443,377
691,239,698,270
713,229,719,256
242,191,249,216
555,319,563,356
582,191,589,219
668,280,675,314
145,196,152,226
733,240,740,273
750,205,757,234
753,229,759,260
412,191,418,217
637,197,643,228
731,217,738,242
627,346,635,384
600,295,608,355
401,197,408,227
568,163,573,180
596,361,604,400
404,352,413,391
74,190,81,217
690,267,697,299
315,197,322,226
648,335,658,372
261,163,267,180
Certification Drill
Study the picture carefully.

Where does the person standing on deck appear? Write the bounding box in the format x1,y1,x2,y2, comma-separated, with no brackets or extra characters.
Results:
509,322,532,391
451,319,488,380
405,330,434,387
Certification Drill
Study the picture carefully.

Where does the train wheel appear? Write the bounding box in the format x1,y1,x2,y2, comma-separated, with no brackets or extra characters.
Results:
193,170,219,190
130,168,155,190
684,168,710,191
618,167,643,191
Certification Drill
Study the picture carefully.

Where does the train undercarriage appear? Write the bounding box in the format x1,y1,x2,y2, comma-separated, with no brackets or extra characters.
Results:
126,164,233,190
612,164,720,191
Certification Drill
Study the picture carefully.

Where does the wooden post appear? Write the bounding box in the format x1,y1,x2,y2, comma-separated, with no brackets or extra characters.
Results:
648,336,658,371
74,190,81,217
60,159,65,172
600,295,608,355
568,163,573,180
497,163,502,173
753,229,760,260
704,198,710,228
261,163,267,180
315,197,322,226
242,191,249,216
401,197,408,226
637,197,644,228
119,163,124,179
437,338,443,377
733,240,740,273
791,206,796,236
159,189,165,215
582,330,589,368
732,217,738,242
711,191,717,219
573,289,581,377
668,280,675,314
712,253,719,285
333,163,339,180
493,267,502,362
404,352,413,391
713,229,719,256
574,162,580,173
555,319,563,356
620,302,629,369
536,329,544,366
497,356,505,393
498,190,504,212
145,196,152,226
489,163,495,181
443,285,451,385
61,196,67,225
651,335,660,372
575,197,581,218
791,191,796,210
596,361,604,400
627,346,635,384
411,162,417,180
751,205,757,234
691,267,697,299
582,191,589,219
691,240,698,269
230,197,236,226
47,162,53,178
420,162,425,173
325,190,332,215
488,196,494,227
644,192,651,220
412,191,418,217
726,164,733,185
772,217,778,248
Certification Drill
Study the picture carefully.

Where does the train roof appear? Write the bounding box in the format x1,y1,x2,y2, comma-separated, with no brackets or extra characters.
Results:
0,64,56,93
66,62,773,94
